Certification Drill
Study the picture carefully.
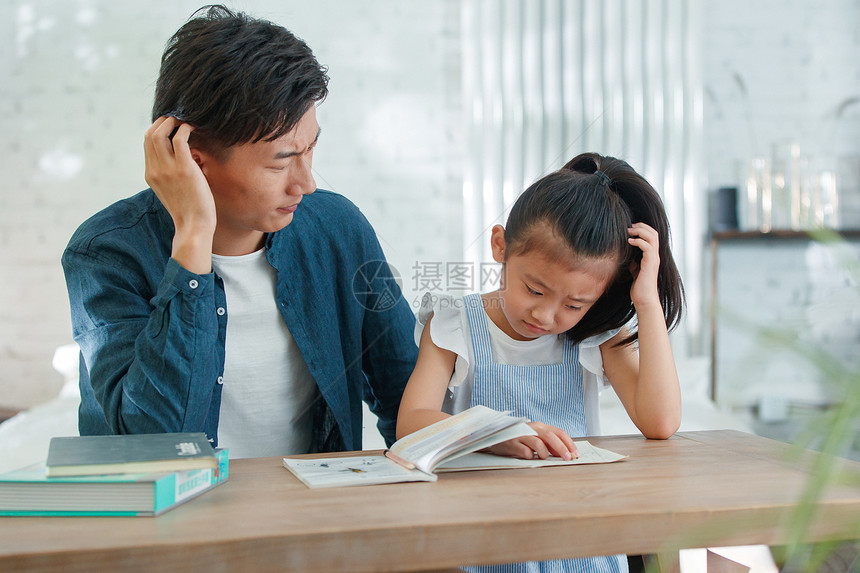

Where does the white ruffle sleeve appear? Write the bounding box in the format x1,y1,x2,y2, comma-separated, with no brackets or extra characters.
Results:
578,328,621,389
415,292,472,388
579,328,621,436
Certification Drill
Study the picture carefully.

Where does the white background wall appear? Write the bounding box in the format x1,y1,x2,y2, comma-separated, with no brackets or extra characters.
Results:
2,0,859,412
701,0,860,424
702,0,860,227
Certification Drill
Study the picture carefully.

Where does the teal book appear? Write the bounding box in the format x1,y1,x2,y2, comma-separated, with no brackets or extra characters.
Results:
46,432,217,477
0,449,229,516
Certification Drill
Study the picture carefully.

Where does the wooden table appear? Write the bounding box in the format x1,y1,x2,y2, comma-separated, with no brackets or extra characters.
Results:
1,430,859,572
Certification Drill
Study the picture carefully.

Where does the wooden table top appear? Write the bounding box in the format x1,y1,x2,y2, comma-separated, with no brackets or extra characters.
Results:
1,429,859,572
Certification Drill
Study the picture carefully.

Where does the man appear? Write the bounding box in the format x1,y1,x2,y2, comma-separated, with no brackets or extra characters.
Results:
62,5,418,457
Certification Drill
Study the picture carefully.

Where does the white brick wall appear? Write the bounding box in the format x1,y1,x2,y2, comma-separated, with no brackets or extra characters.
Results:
702,0,860,414
2,1,179,407
702,0,860,226
286,1,463,312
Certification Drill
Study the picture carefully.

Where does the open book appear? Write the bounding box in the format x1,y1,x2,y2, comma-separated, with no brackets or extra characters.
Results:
282,405,627,488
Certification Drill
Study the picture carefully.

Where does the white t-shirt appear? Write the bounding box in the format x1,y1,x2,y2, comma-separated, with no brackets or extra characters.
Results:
416,293,619,436
211,248,317,458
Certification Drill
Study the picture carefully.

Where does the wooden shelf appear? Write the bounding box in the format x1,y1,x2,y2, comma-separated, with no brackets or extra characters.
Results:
708,227,860,402
711,229,860,240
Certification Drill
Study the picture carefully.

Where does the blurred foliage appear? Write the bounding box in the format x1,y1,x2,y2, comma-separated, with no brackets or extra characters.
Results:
768,229,860,570
645,229,860,572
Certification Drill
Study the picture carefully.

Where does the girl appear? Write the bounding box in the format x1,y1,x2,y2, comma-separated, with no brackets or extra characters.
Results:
396,153,685,573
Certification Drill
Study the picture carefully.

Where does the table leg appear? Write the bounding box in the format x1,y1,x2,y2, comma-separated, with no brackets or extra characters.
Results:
654,552,681,573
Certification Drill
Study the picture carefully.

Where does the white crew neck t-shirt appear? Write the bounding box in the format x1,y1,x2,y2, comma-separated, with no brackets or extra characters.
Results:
211,248,317,458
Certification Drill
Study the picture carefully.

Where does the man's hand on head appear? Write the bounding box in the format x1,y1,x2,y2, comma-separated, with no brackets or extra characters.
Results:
144,116,217,274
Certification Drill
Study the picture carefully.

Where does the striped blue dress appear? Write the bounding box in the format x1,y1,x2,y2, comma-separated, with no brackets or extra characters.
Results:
460,293,628,573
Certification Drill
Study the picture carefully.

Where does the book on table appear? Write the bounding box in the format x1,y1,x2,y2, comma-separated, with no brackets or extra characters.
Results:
282,405,628,488
0,448,229,516
45,432,217,477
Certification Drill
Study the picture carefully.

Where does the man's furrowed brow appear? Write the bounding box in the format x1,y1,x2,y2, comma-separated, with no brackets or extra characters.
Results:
272,127,321,160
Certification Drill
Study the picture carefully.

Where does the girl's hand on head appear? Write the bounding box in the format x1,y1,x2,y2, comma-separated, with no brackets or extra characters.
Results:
627,222,661,311
487,422,578,461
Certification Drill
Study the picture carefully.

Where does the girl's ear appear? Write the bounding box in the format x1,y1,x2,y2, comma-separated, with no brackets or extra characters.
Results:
490,225,507,263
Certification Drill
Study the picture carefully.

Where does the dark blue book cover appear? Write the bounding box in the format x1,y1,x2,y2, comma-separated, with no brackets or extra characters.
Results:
46,432,217,477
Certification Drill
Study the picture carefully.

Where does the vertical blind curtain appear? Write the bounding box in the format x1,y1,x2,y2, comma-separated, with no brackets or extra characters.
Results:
461,0,705,355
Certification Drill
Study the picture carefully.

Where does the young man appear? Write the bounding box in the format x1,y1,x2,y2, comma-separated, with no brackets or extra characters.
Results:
62,6,418,457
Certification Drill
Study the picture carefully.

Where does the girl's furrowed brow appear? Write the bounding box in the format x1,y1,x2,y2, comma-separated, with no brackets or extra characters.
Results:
568,295,596,304
523,273,550,290
525,273,595,304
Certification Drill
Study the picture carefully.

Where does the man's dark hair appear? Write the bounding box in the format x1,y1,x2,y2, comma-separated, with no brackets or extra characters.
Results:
152,4,329,154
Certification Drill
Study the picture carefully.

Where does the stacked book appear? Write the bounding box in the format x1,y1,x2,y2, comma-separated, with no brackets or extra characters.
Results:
0,432,228,516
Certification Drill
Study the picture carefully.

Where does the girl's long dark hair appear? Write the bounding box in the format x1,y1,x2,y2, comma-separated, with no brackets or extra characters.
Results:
503,152,685,345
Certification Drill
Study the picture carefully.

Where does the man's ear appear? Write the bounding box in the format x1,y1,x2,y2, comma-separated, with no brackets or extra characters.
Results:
189,146,208,168
187,130,219,169
189,146,220,181
490,225,507,263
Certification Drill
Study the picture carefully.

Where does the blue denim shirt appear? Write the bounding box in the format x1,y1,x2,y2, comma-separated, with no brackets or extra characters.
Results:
62,189,418,452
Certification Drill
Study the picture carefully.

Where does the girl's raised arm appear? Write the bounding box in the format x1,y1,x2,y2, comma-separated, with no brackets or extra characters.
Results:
600,223,681,439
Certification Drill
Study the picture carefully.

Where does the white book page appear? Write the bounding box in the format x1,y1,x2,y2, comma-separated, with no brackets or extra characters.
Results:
435,441,628,472
387,406,530,473
430,422,537,469
282,455,435,488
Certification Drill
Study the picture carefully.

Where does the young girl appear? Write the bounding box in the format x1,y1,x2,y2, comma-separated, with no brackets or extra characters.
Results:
396,152,685,573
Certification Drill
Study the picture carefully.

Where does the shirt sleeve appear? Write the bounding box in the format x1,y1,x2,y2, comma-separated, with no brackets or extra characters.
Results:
577,328,621,388
576,329,621,436
63,244,221,436
415,293,472,390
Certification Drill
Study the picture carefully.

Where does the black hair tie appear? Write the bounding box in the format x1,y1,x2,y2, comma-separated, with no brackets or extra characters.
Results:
595,170,611,186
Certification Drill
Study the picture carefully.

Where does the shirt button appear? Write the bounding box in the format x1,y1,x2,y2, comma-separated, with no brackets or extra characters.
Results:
216,307,225,316
189,279,199,289
217,376,224,385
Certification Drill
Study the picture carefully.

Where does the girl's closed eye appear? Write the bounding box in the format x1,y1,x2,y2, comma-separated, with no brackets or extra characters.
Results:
525,284,542,296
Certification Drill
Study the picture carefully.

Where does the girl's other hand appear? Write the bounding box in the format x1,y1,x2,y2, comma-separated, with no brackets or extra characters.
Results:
487,422,579,460
627,222,661,310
